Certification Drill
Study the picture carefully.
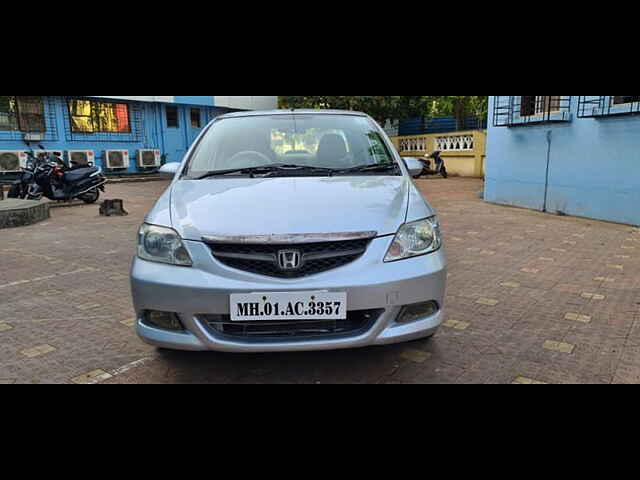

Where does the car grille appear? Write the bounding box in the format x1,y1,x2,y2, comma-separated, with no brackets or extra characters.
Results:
207,238,372,278
199,309,384,342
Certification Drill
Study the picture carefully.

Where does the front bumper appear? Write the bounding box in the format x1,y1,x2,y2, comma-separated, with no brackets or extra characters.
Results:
131,236,447,353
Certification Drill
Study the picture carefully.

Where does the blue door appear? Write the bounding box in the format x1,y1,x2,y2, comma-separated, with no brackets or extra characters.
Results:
162,104,188,163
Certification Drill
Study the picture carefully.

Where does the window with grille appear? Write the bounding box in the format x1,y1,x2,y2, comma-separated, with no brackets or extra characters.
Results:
612,96,640,105
68,99,131,134
520,96,561,116
577,96,640,118
0,96,45,132
494,96,572,127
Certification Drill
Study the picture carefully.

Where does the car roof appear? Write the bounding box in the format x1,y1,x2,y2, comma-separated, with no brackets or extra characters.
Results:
215,109,370,120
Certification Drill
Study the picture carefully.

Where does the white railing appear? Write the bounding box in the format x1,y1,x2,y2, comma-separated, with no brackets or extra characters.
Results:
398,136,427,152
435,134,474,152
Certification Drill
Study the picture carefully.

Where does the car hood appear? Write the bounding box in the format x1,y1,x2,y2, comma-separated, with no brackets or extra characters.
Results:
170,176,412,241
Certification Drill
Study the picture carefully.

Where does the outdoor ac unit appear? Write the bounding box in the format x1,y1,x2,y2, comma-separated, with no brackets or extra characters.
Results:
0,151,28,173
67,150,95,167
137,149,161,168
105,150,130,169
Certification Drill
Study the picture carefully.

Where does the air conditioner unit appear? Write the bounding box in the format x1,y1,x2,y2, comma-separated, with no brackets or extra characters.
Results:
67,150,95,167
105,150,130,169
0,151,28,173
137,149,161,168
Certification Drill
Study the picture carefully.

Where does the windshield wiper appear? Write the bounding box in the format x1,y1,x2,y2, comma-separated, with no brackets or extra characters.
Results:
271,164,337,174
194,164,335,180
333,163,400,175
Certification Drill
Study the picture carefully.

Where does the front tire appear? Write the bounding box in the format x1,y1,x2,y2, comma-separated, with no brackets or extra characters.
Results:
441,167,448,179
79,189,100,204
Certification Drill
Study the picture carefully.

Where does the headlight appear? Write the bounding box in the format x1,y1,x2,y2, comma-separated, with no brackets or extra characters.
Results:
384,216,441,262
138,224,193,266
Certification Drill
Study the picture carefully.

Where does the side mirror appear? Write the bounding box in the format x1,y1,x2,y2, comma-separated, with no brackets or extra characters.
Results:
159,162,180,177
403,157,424,177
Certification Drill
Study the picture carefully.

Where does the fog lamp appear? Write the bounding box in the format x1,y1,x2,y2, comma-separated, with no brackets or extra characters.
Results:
143,311,184,331
396,301,439,324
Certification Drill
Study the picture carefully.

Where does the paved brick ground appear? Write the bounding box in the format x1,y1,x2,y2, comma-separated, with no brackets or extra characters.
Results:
1,178,639,384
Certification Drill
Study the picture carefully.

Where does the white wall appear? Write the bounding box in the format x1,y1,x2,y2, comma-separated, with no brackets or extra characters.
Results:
214,96,277,110
91,96,175,103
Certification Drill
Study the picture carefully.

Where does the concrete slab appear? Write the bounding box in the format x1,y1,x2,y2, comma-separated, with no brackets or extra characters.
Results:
0,199,50,229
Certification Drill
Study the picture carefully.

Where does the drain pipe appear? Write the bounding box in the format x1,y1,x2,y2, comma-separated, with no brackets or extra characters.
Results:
542,130,552,212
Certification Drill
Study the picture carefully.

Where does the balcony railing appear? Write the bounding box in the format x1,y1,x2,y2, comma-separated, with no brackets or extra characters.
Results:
578,96,640,118
493,96,572,127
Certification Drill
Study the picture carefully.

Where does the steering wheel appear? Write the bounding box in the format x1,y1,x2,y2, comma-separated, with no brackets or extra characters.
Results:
227,150,272,168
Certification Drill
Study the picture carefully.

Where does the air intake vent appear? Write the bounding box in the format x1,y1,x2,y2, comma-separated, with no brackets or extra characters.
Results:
207,238,372,278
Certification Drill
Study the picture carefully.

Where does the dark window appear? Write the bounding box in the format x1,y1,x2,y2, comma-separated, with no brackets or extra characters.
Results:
166,106,179,128
521,96,561,116
613,96,640,105
520,96,536,116
191,108,201,128
0,96,45,132
68,99,131,134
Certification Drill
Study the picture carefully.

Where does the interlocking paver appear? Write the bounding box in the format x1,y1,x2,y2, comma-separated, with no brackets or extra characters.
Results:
521,268,539,274
564,313,592,324
71,370,114,384
476,298,499,306
581,293,606,301
513,376,547,385
443,319,471,330
543,340,575,354
20,345,56,358
2,178,639,384
400,349,432,364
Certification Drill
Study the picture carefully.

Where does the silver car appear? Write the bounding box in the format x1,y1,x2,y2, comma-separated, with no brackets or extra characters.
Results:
131,110,447,352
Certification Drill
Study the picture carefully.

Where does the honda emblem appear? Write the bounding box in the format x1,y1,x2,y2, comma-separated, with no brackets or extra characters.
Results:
278,250,302,270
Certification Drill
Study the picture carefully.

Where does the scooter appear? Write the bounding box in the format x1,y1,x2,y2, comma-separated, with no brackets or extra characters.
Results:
413,151,448,179
8,142,107,203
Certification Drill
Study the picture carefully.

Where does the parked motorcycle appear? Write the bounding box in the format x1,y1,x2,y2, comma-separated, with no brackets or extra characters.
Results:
8,142,107,204
412,151,448,179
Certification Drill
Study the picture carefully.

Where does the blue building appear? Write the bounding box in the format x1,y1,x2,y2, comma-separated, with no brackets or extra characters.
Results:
486,96,640,226
0,96,277,176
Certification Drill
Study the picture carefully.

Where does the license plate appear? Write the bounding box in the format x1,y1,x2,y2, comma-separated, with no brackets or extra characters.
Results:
230,291,347,322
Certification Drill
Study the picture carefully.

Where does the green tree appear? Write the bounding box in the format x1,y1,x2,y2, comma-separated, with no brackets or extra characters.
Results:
278,96,487,128
278,96,437,125
429,96,488,129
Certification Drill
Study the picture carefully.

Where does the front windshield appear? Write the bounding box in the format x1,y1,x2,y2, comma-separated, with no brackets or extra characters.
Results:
184,114,397,178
